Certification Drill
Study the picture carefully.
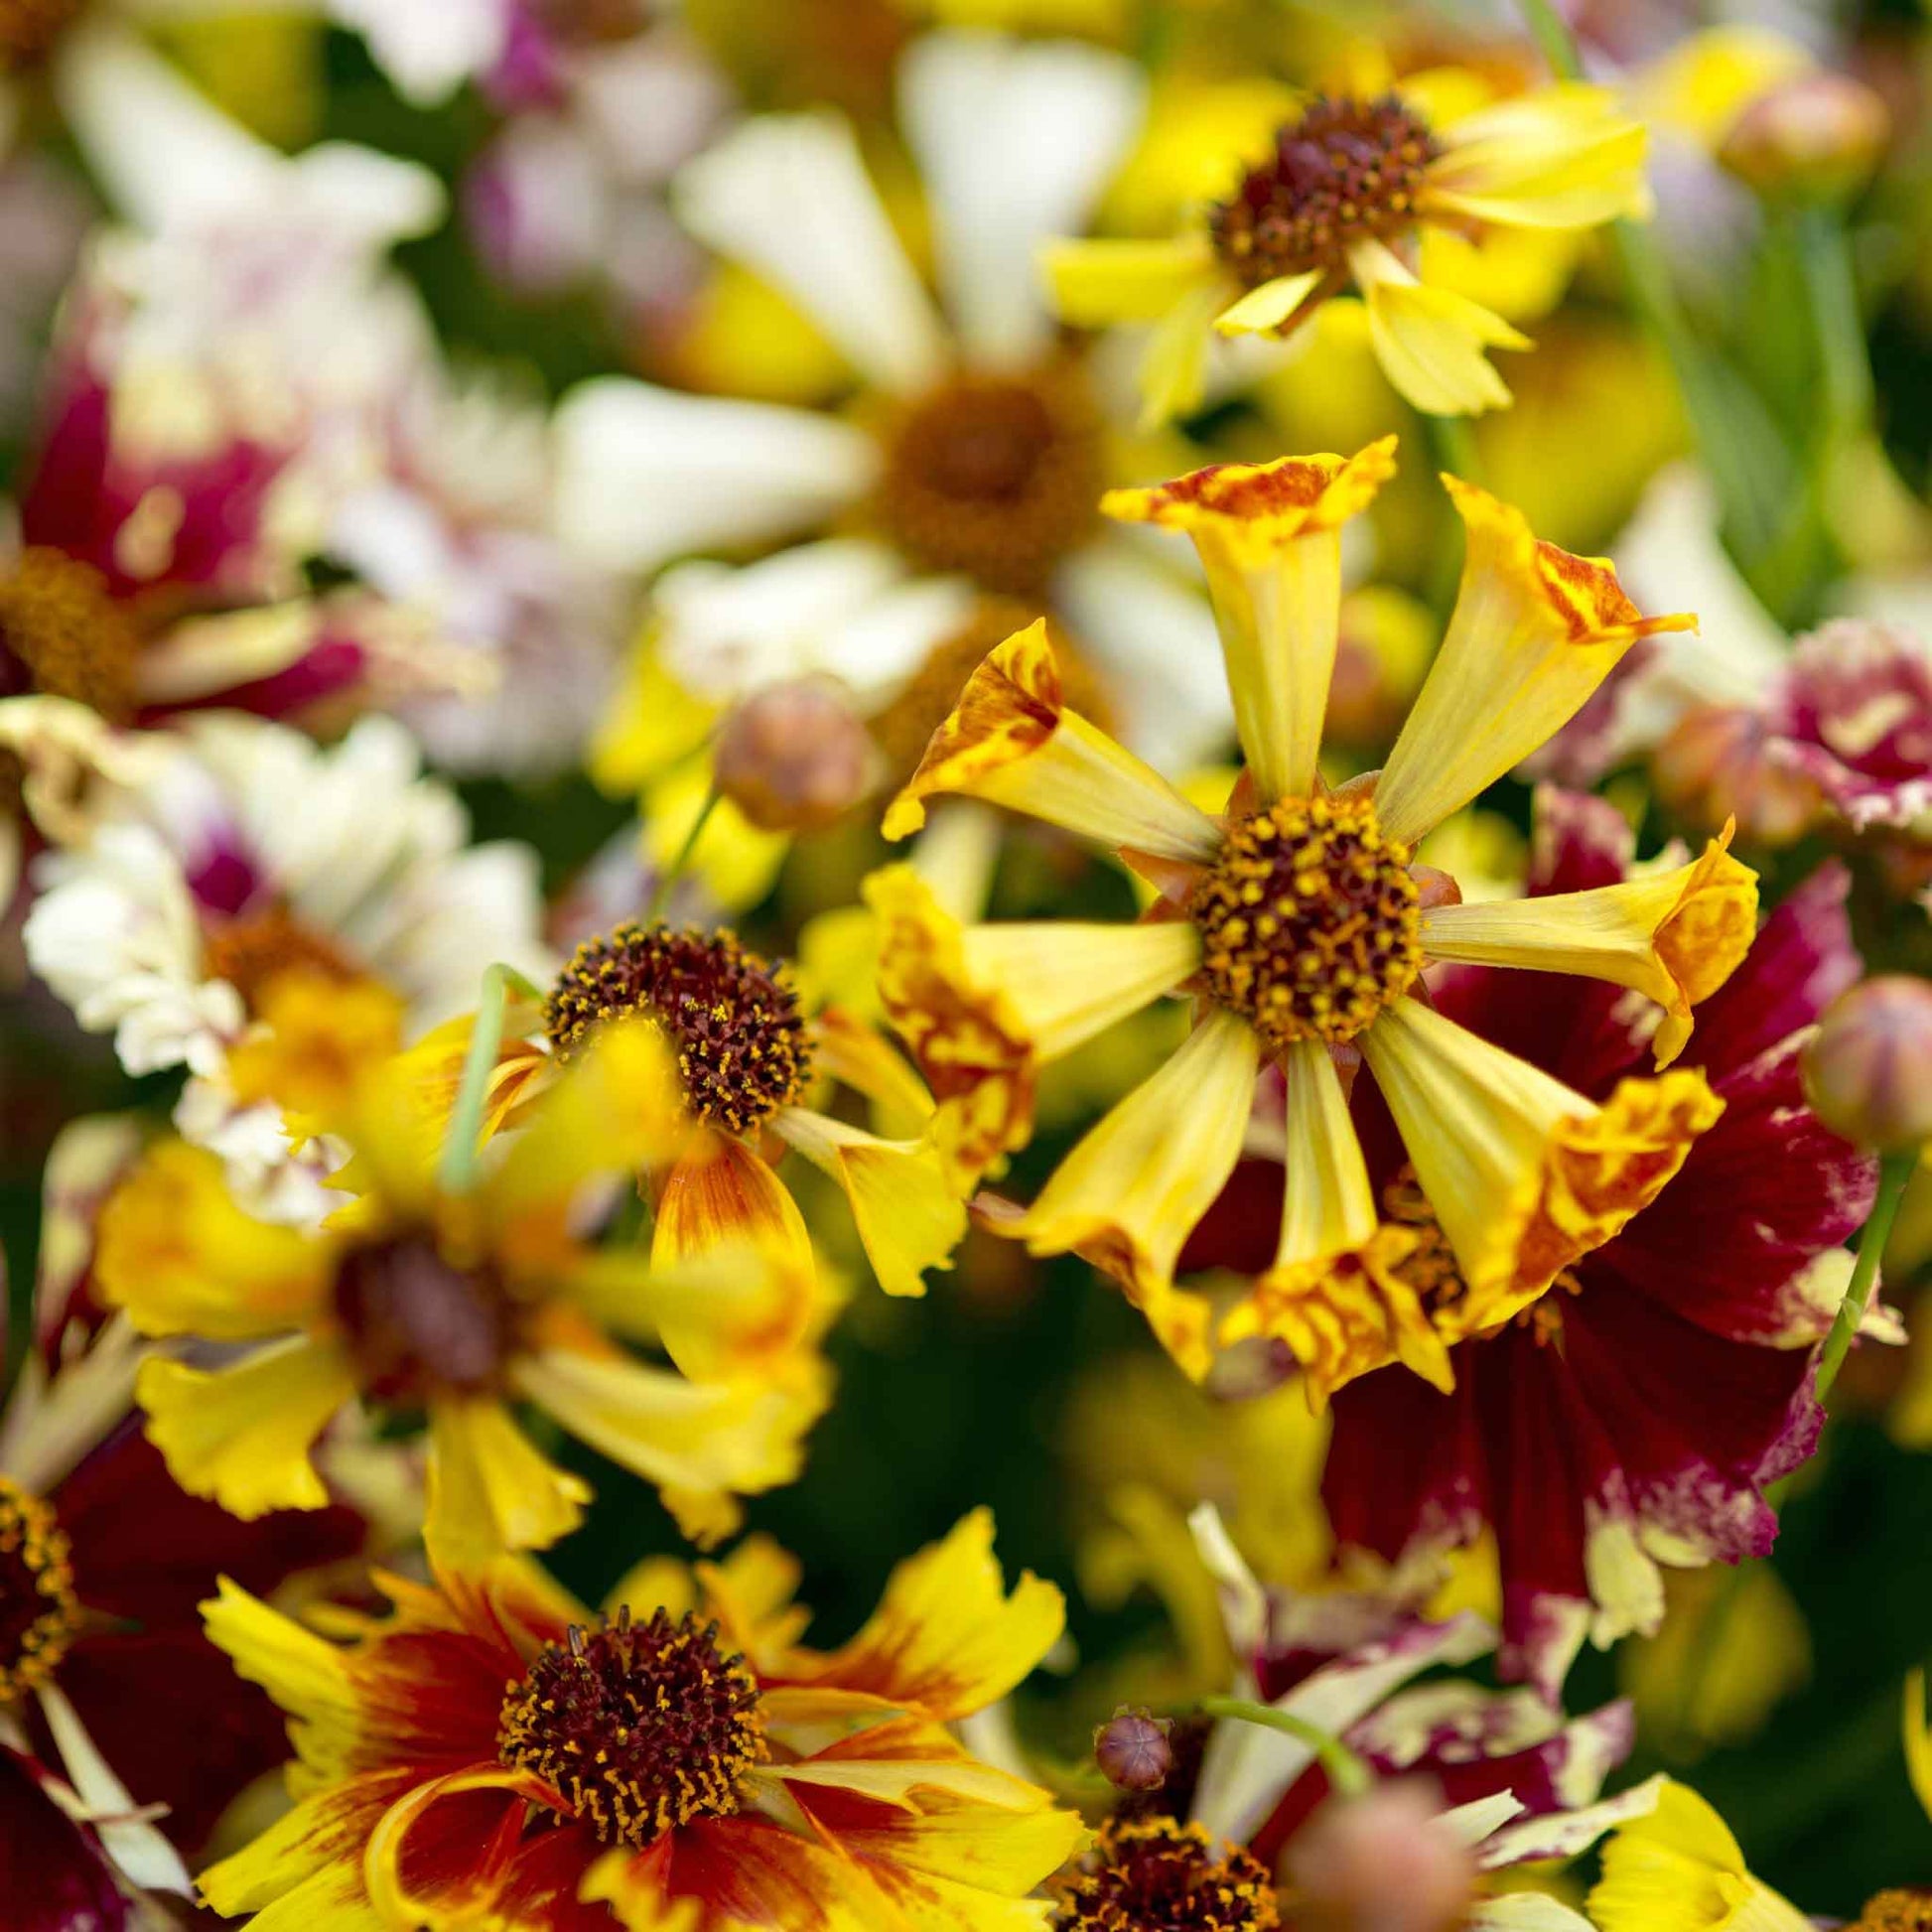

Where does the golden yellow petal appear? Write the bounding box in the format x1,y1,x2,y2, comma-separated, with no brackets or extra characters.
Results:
424,1396,592,1567
1587,1780,1812,1932
1424,84,1650,229
1349,239,1529,418
1214,269,1325,337
1373,478,1697,845
1039,233,1216,326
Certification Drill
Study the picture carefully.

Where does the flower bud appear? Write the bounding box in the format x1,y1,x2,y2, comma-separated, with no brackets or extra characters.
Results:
1093,1708,1173,1792
713,678,875,834
1653,704,1819,848
1283,1780,1477,1932
1803,976,1932,1153
1720,70,1890,204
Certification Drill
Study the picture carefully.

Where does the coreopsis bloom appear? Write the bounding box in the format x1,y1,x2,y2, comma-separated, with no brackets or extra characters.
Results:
538,918,968,1298
1317,791,1878,1697
1042,75,1649,421
24,713,551,1220
556,29,1232,895
93,1020,831,1559
197,1511,1083,1928
873,442,1746,1393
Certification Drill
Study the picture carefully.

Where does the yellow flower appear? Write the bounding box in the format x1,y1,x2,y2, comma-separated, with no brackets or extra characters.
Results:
94,1022,831,1563
1587,1780,1812,1932
873,442,1748,1400
1044,79,1649,422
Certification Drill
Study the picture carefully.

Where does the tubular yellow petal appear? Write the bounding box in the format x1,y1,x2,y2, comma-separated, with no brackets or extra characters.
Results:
1103,441,1397,800
882,619,1221,860
136,1337,357,1519
424,1396,591,1568
1422,833,1760,1066
1358,999,1722,1335
1214,269,1324,337
1374,478,1697,846
1274,1037,1377,1268
1350,239,1529,418
1001,1011,1260,1376
772,1105,967,1299
1587,1780,1812,1932
1425,85,1650,229
1039,233,1216,326
96,1140,333,1341
867,864,1200,1188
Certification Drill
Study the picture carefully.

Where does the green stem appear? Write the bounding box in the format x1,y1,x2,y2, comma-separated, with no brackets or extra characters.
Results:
1197,1695,1372,1799
1798,206,1874,448
1425,411,1483,487
1515,0,1582,78
438,962,545,1195
1816,1151,1916,1402
647,784,720,923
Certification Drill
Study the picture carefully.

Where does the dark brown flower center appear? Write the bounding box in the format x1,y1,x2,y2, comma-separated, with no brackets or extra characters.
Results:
0,547,142,717
546,924,812,1135
0,0,81,68
1210,95,1441,290
874,361,1103,596
202,903,364,1016
497,1608,764,1846
0,1478,80,1705
1191,794,1422,1051
530,0,647,43
332,1234,512,1406
1855,1893,1932,1932
1050,1815,1280,1931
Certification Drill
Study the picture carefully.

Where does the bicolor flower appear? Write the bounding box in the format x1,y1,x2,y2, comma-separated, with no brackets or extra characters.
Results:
873,443,1744,1394
555,29,1233,902
1043,73,1648,422
1317,790,1879,1698
196,1510,1083,1929
24,713,552,1221
93,1020,832,1560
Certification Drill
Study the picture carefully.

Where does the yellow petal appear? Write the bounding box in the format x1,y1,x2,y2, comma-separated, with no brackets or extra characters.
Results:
137,1337,356,1518
1421,832,1759,1065
1274,1036,1376,1267
1908,1669,1932,1825
645,759,790,916
773,1106,966,1299
1425,84,1650,229
882,619,1221,862
589,633,719,795
1633,25,1815,151
1350,238,1529,417
1358,998,1721,1334
197,1772,405,1923
224,972,406,1127
1039,233,1216,325
1105,440,1397,800
651,1133,818,1285
1137,279,1228,431
96,1140,332,1341
1001,1011,1259,1377
1374,476,1697,845
1214,269,1324,337
424,1396,591,1568
810,1005,934,1136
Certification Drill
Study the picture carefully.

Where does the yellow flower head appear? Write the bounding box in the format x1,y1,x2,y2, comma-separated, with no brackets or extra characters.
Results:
1587,1779,1812,1932
872,441,1749,1400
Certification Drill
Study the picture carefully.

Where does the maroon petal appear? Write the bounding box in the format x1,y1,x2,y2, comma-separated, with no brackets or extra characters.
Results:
1526,786,1634,895
0,1745,130,1932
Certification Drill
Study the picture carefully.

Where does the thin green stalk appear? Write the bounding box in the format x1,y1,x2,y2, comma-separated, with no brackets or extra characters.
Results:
1816,1151,1916,1402
1798,206,1874,446
647,784,720,923
438,962,546,1195
1515,0,1582,77
1426,411,1484,486
1197,1695,1372,1798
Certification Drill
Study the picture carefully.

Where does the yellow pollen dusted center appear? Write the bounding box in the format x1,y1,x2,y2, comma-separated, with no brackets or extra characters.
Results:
497,1607,764,1847
0,547,143,717
202,903,365,1016
874,361,1104,596
0,0,80,68
1210,94,1441,289
0,1477,81,1705
1855,1892,1932,1932
1192,792,1423,1051
1049,1815,1280,1932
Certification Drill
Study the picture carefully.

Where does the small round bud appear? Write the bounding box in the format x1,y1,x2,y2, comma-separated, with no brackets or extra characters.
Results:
1653,704,1819,848
1803,976,1932,1153
1093,1707,1173,1792
1720,70,1890,204
1283,1780,1476,1932
713,678,875,834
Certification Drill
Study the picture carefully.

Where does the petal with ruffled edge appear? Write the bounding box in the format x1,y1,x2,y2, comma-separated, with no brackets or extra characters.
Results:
867,862,1201,1187
1348,240,1529,417
1376,482,1696,845
1424,84,1650,230
997,1011,1260,1377
136,1337,357,1519
423,1396,592,1569
882,619,1222,859
1421,830,1759,1066
1103,441,1396,800
1358,999,1721,1333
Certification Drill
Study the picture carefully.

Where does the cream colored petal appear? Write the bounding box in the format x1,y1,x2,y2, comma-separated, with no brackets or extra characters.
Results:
673,112,948,396
1374,476,1697,845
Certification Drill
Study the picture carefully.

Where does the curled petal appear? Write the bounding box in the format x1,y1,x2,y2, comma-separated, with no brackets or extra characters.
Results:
1350,239,1529,418
425,1397,591,1568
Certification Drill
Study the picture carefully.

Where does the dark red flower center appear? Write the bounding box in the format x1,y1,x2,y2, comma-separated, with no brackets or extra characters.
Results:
874,361,1103,596
0,0,81,69
497,1608,764,1846
0,547,142,717
1192,795,1423,1050
0,1478,80,1705
1210,95,1440,290
332,1234,512,1406
546,923,813,1135
1050,1815,1280,1931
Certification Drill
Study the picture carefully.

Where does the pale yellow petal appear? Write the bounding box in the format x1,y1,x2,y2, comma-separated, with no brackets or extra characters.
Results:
1351,239,1528,418
424,1396,591,1568
1214,270,1324,337
1137,279,1227,431
1039,233,1215,325
1425,84,1649,229
1374,477,1697,845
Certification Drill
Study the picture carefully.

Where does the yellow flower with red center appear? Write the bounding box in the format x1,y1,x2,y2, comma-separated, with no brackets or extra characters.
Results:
196,1511,1084,1930
871,440,1756,1400
94,1021,832,1563
1043,75,1649,422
